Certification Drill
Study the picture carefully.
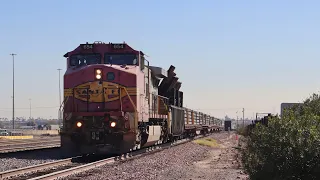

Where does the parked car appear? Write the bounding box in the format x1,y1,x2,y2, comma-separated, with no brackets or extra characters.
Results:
0,129,9,136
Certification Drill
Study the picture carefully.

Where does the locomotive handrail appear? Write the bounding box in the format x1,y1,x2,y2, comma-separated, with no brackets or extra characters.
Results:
159,97,169,112
122,87,138,134
157,96,169,116
59,95,70,114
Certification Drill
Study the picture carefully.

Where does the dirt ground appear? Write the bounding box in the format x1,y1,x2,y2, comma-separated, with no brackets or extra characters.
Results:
182,132,249,180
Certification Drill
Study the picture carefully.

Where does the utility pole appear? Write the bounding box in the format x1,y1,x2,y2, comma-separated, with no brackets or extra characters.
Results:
29,98,32,119
10,53,16,129
242,108,245,127
236,111,239,130
57,68,62,125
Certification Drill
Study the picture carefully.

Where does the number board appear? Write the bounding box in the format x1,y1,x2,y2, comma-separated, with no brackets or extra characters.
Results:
81,44,94,50
111,44,125,49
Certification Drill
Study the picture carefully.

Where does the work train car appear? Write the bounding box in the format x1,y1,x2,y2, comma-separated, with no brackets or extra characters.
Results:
60,41,222,157
246,113,274,135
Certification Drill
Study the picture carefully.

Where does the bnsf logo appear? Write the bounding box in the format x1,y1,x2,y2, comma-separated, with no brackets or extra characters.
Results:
64,82,136,103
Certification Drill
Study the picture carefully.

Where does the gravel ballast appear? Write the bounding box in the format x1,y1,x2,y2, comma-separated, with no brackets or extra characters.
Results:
62,132,246,180
0,136,61,173
0,148,61,172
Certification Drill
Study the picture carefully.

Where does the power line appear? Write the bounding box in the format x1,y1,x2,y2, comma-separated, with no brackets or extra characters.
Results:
0,106,59,110
189,108,267,111
191,108,243,111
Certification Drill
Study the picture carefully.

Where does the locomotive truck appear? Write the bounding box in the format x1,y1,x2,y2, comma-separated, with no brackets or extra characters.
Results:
60,41,223,157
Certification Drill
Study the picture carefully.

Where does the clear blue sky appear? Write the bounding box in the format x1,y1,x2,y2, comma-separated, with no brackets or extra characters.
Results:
0,0,319,119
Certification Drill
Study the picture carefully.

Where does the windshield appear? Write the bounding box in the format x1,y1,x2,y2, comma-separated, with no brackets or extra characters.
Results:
104,53,138,65
70,54,101,67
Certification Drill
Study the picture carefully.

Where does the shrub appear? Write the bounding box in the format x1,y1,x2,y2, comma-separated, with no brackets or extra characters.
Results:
236,126,249,137
240,93,320,180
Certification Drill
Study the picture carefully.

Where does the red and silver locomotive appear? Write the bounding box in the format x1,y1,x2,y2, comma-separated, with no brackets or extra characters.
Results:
60,41,222,157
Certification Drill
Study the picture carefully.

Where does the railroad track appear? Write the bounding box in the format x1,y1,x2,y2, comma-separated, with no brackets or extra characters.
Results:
0,140,60,147
0,138,60,146
1,157,83,180
0,134,211,180
0,140,61,153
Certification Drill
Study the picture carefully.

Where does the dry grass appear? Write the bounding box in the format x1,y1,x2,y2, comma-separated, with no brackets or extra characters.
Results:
193,138,220,148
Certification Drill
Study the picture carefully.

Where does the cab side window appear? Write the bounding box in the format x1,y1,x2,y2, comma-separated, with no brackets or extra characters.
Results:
140,55,145,71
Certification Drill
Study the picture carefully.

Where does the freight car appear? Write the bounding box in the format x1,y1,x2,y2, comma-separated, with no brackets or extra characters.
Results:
59,41,223,157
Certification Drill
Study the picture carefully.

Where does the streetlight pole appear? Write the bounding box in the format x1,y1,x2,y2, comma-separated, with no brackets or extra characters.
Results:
10,53,16,129
57,68,62,125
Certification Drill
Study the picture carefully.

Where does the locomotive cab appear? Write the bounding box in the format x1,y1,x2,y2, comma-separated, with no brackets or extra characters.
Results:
63,42,144,69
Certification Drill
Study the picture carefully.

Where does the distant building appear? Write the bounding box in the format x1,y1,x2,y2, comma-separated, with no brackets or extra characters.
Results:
19,126,36,129
280,103,303,116
50,125,60,130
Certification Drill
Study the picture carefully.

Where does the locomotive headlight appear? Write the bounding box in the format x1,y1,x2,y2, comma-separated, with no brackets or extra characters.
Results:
95,69,102,80
110,122,116,128
96,74,102,79
76,122,82,128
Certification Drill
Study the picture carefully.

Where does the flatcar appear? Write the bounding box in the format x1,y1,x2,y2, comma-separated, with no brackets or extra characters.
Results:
59,41,223,157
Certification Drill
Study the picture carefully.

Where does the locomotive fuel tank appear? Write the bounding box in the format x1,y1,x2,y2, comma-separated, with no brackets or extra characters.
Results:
169,106,185,136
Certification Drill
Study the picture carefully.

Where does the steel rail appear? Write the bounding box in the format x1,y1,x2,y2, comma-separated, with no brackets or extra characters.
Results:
0,138,60,145
0,134,215,180
0,157,77,179
0,143,60,153
0,140,60,147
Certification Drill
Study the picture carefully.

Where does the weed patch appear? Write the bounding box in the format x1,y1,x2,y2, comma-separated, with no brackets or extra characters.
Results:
193,138,220,148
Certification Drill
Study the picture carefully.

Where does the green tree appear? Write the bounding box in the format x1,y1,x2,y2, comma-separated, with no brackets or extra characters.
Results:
240,93,320,180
